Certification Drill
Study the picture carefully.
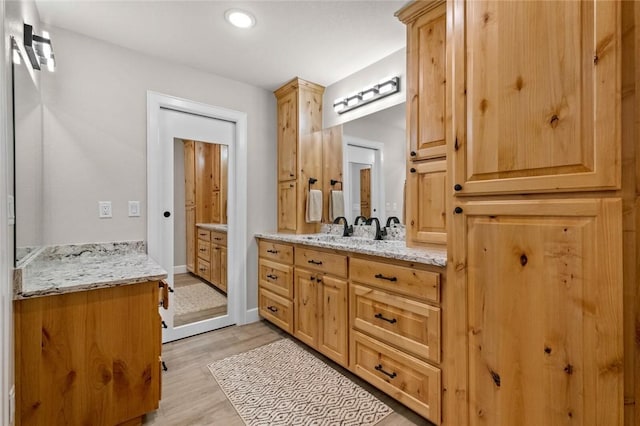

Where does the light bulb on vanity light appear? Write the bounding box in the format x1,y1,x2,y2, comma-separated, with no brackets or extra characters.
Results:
225,9,256,28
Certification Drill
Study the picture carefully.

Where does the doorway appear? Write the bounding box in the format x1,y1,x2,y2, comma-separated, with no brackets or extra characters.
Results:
343,137,385,224
147,92,248,343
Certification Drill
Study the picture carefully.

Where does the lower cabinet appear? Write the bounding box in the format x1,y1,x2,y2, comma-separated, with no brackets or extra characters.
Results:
14,281,162,426
195,226,227,294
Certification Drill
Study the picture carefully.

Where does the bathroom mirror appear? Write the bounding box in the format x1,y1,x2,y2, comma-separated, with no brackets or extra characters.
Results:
173,139,229,326
341,102,406,225
13,45,45,265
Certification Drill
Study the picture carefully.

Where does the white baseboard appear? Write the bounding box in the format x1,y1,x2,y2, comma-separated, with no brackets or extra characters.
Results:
173,265,187,274
244,308,260,324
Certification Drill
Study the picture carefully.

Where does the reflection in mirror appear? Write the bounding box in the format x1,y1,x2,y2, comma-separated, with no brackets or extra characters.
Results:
13,47,44,265
173,139,228,326
342,102,406,225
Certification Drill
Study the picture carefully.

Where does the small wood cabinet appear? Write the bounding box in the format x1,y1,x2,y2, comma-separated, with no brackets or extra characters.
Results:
398,1,448,247
14,282,162,425
195,226,227,294
258,240,295,333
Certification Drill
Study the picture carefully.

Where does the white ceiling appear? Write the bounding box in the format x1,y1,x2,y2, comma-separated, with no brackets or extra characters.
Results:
35,0,408,91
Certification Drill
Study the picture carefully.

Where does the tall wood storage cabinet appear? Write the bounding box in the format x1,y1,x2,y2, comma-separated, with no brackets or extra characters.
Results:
399,1,448,247
274,78,325,233
440,1,634,425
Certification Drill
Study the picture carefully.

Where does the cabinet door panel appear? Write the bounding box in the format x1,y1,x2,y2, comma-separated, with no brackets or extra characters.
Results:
407,159,447,245
277,90,298,181
451,0,620,194
210,245,221,287
278,181,297,232
294,269,318,348
458,199,622,426
185,206,195,273
317,275,348,367
408,3,447,161
184,140,196,206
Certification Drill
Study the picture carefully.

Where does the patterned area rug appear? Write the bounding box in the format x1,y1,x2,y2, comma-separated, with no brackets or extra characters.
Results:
174,278,227,326
208,339,393,426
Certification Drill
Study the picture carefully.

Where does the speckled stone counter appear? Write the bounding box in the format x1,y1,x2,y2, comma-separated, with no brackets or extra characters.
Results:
255,232,447,267
196,223,228,232
14,241,167,299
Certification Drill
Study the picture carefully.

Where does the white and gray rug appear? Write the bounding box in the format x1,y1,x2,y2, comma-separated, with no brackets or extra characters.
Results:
208,339,393,426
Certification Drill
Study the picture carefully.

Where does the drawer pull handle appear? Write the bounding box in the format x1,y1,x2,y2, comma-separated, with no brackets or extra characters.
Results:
266,274,278,280
267,305,278,313
161,320,168,329
374,273,397,282
375,364,397,379
199,248,206,252
214,237,223,241
308,259,323,265
267,249,279,254
374,313,397,324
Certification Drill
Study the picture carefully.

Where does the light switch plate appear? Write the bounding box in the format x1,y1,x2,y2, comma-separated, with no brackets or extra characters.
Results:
128,201,140,217
99,201,112,218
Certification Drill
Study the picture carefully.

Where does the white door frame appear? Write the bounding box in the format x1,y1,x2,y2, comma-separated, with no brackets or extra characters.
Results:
342,135,385,223
147,91,248,342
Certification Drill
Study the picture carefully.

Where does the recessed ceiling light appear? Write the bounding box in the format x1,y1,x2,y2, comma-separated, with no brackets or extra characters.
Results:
225,9,256,29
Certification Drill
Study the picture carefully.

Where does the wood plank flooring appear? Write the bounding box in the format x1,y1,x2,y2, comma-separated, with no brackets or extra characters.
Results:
143,320,433,426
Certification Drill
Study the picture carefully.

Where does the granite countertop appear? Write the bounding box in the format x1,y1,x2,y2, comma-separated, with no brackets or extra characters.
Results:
255,232,447,267
14,241,167,299
196,223,228,233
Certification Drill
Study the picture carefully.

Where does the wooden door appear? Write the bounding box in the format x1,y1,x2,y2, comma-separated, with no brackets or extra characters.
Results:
317,275,348,367
322,125,343,221
195,141,213,223
210,191,221,223
211,144,221,191
453,198,622,426
278,181,297,232
360,168,371,217
184,140,196,207
407,2,447,161
450,0,620,195
210,244,221,287
220,145,228,224
220,247,227,293
407,159,446,246
277,90,298,181
185,206,196,273
294,269,318,348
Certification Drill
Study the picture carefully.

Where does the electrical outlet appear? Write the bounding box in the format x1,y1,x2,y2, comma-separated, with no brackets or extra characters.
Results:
128,201,140,217
98,201,112,218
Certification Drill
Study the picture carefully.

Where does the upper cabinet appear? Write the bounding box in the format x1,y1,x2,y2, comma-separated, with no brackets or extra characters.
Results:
402,1,447,162
450,0,620,195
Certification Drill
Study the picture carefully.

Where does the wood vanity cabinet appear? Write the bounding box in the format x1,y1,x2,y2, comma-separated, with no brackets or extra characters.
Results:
258,240,295,333
196,227,227,293
14,282,162,426
398,1,448,247
274,78,324,234
294,247,349,367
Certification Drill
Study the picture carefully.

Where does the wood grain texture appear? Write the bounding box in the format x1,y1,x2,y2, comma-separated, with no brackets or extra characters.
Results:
322,125,344,222
258,289,293,334
15,282,161,426
317,275,349,367
258,258,294,299
407,159,447,247
360,168,372,217
195,141,213,223
451,0,620,195
276,89,298,182
293,268,318,347
461,199,622,426
258,240,294,265
185,206,195,273
278,181,297,233
297,130,323,232
183,140,195,207
295,246,348,278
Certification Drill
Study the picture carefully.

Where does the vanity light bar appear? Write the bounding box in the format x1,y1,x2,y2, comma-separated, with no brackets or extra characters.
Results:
333,76,400,115
23,23,56,72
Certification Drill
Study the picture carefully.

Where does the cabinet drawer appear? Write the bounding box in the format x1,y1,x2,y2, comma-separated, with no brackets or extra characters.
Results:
295,247,348,278
351,331,441,424
197,240,210,260
351,284,440,363
197,228,210,241
259,240,294,264
259,259,293,299
210,231,227,246
197,258,211,281
350,257,440,304
259,288,293,333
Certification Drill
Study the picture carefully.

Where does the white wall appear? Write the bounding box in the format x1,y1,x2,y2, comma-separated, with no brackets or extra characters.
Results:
323,48,406,128
39,26,276,311
343,107,406,222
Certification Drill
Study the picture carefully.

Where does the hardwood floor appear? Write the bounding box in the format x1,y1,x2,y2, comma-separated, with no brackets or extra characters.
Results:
143,320,433,426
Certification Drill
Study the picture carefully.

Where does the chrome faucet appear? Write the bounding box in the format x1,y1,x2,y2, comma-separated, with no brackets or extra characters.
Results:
354,215,368,225
333,216,353,237
366,217,387,240
385,216,400,228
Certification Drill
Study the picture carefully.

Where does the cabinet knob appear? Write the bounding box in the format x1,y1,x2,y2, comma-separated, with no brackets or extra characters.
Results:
163,211,171,218
454,206,463,214
410,168,416,173
410,151,417,157
454,184,463,191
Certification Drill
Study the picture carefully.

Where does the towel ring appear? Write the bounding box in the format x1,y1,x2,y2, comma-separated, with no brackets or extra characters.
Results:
330,179,343,190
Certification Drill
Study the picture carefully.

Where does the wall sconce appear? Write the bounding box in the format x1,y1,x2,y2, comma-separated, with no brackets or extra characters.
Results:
23,23,55,72
333,76,400,115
